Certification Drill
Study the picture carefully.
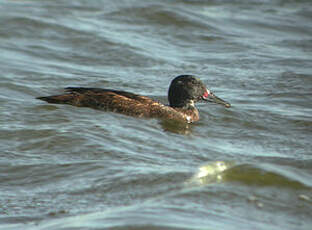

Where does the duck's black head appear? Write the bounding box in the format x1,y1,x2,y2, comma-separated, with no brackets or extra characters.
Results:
168,75,231,109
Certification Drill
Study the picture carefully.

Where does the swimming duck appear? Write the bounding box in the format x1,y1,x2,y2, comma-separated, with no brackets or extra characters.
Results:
37,75,230,123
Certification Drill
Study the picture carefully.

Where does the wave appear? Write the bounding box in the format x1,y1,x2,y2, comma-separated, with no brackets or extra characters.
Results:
188,160,311,189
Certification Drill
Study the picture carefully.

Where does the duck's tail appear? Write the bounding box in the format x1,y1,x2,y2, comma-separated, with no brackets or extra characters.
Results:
36,94,77,105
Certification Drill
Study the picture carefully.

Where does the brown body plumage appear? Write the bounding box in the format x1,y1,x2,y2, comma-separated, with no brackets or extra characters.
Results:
37,75,230,123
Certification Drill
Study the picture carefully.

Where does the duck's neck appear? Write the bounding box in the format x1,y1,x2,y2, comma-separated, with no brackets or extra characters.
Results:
174,103,199,123
170,100,195,110
170,100,199,123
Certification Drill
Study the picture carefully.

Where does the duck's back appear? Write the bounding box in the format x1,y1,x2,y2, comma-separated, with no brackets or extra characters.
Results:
38,88,155,116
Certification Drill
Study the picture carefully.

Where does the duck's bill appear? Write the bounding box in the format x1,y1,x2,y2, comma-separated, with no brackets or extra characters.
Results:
203,93,231,108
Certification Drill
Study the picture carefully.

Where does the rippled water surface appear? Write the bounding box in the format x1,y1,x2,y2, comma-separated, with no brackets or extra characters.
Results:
1,0,312,229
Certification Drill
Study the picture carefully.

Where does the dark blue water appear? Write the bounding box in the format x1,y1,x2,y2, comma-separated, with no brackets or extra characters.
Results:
0,0,312,229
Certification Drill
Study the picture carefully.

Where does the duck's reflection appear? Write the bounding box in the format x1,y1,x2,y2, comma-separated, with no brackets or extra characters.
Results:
160,119,193,135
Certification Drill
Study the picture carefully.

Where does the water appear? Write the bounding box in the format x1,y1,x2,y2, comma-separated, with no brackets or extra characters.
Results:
1,0,312,229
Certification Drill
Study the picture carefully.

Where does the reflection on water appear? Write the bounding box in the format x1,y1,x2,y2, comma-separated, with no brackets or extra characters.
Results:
188,161,235,185
189,161,309,190
160,119,193,134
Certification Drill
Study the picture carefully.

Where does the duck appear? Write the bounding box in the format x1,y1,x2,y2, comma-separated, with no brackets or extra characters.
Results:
37,75,230,123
